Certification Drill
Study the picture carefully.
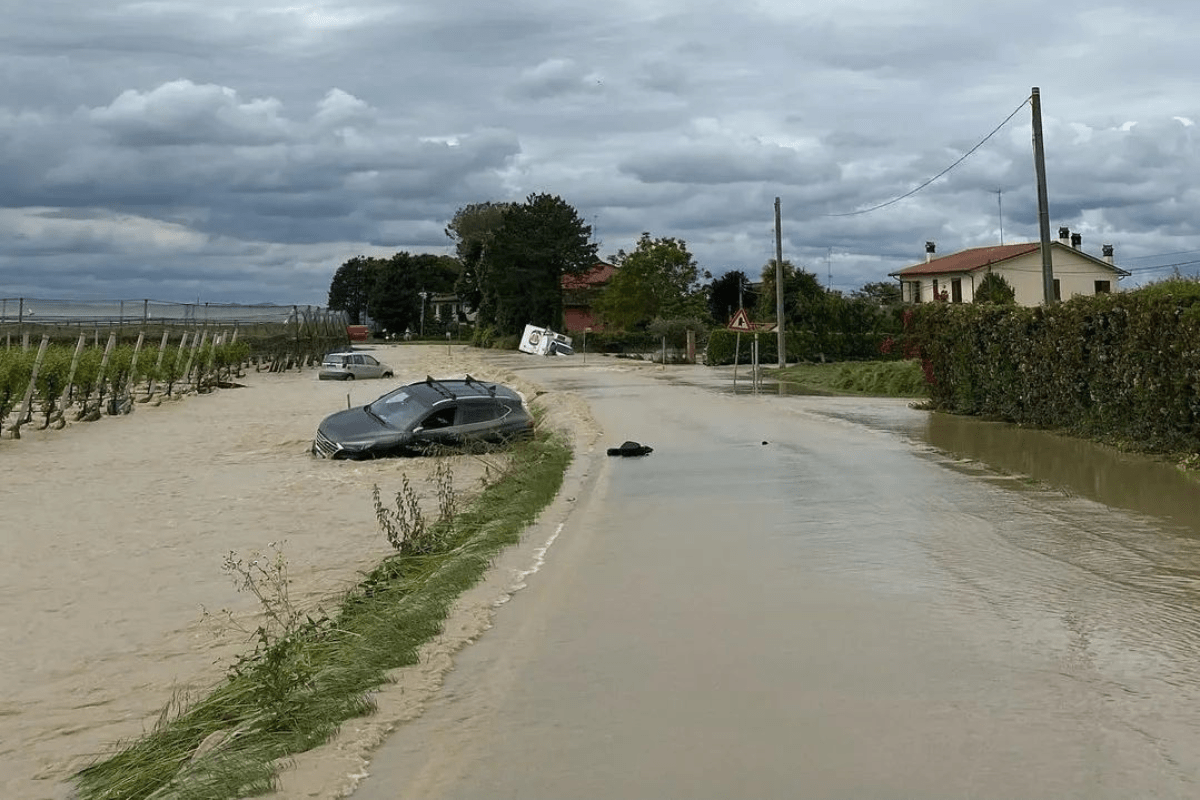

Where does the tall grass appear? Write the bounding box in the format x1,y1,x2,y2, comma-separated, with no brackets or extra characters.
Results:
766,359,928,397
73,432,572,800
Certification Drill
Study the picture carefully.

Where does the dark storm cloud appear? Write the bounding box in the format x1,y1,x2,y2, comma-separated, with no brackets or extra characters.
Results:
1,0,1199,302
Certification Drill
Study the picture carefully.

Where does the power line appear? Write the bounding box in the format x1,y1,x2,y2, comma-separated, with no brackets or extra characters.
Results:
1119,247,1200,263
1124,258,1200,274
824,95,1032,218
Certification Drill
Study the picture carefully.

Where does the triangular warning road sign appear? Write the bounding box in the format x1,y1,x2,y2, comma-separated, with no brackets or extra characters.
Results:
727,307,753,332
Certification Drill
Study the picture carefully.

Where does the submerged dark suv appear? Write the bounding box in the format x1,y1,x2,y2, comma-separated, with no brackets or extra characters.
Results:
311,376,534,459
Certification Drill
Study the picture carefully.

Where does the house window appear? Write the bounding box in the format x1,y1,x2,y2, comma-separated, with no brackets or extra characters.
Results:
908,281,922,303
951,278,962,303
1053,279,1061,301
1094,280,1111,294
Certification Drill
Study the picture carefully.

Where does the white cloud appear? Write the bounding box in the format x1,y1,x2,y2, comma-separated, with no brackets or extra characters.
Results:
88,80,291,146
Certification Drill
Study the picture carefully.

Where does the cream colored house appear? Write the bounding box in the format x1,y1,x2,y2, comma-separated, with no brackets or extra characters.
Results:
889,228,1130,306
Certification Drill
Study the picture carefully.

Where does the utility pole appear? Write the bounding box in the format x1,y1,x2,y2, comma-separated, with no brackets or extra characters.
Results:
774,197,785,368
1031,87,1055,305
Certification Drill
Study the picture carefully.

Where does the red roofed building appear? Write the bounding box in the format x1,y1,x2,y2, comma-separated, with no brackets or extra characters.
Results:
889,229,1129,306
561,261,616,331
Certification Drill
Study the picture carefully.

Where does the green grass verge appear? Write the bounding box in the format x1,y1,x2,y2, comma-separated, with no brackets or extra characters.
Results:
764,360,928,398
73,432,572,800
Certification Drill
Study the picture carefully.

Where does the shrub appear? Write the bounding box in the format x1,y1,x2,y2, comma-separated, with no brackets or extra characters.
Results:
908,281,1200,453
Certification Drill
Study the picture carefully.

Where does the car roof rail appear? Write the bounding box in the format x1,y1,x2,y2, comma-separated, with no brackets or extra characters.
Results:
463,374,497,397
424,375,457,400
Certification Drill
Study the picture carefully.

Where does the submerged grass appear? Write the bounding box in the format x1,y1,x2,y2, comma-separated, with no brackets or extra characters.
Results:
73,432,572,800
765,360,928,398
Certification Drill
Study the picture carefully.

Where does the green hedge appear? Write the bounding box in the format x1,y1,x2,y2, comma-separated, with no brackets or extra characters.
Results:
907,280,1200,453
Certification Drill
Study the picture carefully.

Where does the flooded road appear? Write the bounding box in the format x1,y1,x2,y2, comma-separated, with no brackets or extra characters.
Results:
351,359,1200,799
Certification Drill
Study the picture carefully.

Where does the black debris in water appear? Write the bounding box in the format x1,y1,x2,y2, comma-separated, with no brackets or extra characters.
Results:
607,441,654,457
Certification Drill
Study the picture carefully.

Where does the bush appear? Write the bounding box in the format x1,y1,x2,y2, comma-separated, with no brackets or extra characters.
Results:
908,279,1200,453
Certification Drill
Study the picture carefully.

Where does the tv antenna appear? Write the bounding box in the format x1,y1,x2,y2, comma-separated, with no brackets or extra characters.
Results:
995,188,1004,245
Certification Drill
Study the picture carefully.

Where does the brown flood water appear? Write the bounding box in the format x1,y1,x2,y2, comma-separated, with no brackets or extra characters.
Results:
5,353,1200,799
340,363,1200,799
0,346,580,800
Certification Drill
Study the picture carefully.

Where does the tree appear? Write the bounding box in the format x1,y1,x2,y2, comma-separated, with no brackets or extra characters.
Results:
758,259,828,327
853,281,903,306
973,272,1016,305
594,233,710,330
445,201,514,314
708,269,757,323
326,256,382,324
475,193,596,334
368,253,459,336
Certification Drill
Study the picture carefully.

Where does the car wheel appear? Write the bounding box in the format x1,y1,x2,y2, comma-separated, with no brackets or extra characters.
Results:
383,371,393,378
344,373,355,380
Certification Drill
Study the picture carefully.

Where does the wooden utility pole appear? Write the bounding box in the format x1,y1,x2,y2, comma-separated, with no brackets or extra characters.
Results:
774,197,785,367
1031,87,1056,305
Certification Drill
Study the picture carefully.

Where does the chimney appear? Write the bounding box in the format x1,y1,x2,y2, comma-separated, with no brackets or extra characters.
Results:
1103,244,1114,264
1058,227,1070,244
1071,232,1082,249
925,241,936,263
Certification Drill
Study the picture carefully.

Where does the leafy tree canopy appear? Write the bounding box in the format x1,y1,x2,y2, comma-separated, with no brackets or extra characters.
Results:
595,233,711,330
326,255,382,324
445,201,514,313
758,259,826,326
475,193,596,334
708,269,757,323
367,252,459,336
853,281,903,306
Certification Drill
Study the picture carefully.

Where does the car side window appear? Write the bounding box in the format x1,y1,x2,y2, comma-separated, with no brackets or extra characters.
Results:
352,355,364,365
364,356,378,366
460,404,498,424
422,406,457,430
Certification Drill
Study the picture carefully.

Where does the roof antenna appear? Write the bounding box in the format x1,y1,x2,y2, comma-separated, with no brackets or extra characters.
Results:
995,187,1004,245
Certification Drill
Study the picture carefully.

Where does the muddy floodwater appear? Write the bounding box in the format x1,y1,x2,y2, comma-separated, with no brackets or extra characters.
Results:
347,361,1200,800
0,346,578,800
4,353,1200,799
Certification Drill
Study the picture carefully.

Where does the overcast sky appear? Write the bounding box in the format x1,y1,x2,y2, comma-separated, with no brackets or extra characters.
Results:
2,0,1198,306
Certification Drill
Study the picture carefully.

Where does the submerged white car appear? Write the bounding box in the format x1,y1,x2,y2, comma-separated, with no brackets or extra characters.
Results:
319,351,394,381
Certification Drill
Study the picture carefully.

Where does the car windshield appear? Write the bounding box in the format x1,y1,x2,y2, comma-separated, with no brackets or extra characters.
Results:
366,388,431,428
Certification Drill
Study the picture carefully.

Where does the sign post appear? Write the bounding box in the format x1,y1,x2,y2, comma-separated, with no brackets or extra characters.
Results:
727,309,755,392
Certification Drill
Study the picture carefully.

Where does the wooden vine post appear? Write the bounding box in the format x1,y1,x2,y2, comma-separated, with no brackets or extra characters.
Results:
56,332,88,421
8,334,50,439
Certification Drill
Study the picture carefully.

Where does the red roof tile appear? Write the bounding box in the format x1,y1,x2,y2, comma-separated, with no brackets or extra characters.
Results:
561,261,616,289
891,243,1040,276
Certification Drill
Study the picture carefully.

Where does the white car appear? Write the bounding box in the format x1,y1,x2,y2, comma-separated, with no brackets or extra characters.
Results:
319,351,394,381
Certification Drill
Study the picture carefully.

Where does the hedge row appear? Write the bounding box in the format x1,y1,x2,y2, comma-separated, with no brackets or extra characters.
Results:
907,280,1200,453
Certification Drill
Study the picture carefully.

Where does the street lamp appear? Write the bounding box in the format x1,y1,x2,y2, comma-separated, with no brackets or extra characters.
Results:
419,290,429,337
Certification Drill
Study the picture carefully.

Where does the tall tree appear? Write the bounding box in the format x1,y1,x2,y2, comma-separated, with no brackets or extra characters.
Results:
477,193,596,334
326,255,382,324
595,233,710,330
368,253,459,336
708,269,757,323
445,201,514,314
